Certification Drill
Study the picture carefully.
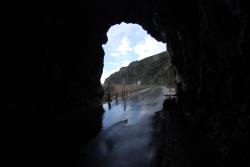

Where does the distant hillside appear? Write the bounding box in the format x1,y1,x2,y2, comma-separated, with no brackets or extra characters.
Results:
104,51,176,87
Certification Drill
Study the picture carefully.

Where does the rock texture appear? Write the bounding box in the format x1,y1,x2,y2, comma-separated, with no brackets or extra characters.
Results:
3,0,250,166
105,51,176,87
157,1,250,166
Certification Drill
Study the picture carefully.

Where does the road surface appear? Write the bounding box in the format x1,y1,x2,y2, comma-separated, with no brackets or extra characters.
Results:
81,86,168,167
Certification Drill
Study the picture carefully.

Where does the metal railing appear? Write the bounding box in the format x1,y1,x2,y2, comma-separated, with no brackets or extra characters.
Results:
103,85,147,102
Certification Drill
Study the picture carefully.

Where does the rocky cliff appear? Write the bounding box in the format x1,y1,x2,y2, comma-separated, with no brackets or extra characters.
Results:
105,51,176,87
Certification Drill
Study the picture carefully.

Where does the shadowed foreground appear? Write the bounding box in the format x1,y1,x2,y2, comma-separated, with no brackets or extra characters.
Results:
154,110,221,167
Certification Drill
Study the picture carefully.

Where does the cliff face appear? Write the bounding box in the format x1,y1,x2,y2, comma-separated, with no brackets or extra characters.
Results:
105,51,176,87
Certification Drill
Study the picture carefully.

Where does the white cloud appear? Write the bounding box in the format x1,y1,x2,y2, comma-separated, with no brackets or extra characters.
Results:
110,52,119,57
107,61,117,66
116,36,132,55
109,36,132,57
106,22,134,43
134,35,166,60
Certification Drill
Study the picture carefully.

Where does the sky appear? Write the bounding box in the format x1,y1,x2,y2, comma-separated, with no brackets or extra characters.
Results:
101,22,166,83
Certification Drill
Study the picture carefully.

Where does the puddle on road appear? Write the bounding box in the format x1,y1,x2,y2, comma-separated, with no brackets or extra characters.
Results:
102,98,129,129
102,87,168,130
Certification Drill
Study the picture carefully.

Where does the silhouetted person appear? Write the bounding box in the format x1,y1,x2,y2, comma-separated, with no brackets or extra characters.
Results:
176,82,184,114
115,92,118,100
107,91,111,102
123,98,127,111
108,101,111,110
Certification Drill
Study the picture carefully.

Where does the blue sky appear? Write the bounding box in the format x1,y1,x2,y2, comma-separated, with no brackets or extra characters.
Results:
101,22,166,83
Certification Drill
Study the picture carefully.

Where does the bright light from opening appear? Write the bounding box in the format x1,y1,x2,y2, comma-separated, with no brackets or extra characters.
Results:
101,22,166,84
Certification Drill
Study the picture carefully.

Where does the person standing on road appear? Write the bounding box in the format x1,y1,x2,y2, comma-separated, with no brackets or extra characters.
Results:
176,82,184,114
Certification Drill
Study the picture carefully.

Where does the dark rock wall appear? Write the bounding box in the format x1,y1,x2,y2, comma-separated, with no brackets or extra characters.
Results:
3,0,249,166
154,0,250,166
4,1,107,166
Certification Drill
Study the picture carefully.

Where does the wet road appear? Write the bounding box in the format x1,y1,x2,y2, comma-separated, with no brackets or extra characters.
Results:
81,86,168,167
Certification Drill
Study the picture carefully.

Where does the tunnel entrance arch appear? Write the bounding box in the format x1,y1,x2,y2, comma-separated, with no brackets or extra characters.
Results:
6,1,249,167
98,21,179,130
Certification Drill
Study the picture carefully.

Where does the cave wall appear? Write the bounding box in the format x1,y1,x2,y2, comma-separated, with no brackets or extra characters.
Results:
3,0,250,166
153,0,250,166
3,0,156,166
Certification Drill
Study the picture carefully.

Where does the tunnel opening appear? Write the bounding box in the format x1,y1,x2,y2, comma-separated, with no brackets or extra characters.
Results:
101,22,168,84
99,22,178,129
81,22,180,166
5,1,250,167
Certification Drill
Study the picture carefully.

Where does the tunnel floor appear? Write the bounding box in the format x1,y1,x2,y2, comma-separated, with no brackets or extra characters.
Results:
80,86,167,167
80,86,220,167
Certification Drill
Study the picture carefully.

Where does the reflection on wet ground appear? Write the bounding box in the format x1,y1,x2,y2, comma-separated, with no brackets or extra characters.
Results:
108,102,111,110
123,98,127,111
81,86,168,167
